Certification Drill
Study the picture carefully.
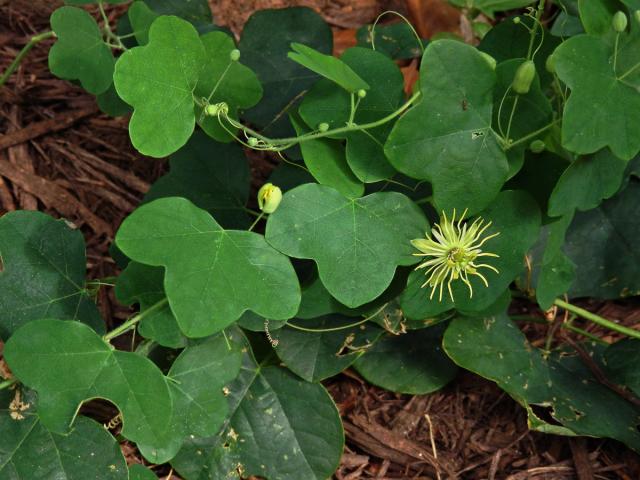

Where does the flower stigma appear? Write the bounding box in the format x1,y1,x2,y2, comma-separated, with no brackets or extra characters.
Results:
411,208,500,302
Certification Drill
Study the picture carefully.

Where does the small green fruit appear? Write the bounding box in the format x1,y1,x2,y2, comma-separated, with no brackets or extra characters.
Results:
318,122,329,132
247,137,259,147
512,60,536,95
229,49,241,61
357,89,367,99
257,183,283,214
513,16,521,24
545,54,556,74
204,104,219,116
613,11,628,32
529,139,545,153
479,51,496,71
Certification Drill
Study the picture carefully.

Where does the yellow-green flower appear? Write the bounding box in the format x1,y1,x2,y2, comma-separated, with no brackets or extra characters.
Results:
411,209,500,302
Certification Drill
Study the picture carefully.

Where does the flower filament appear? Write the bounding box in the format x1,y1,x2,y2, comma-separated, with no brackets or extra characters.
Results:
411,209,500,302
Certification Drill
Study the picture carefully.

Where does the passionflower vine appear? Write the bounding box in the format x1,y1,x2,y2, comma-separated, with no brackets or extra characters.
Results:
411,209,500,302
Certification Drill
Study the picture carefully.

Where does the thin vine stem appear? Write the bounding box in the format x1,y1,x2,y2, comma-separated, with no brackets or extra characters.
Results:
505,95,519,142
221,91,421,148
526,0,546,60
103,298,169,342
0,31,55,88
504,118,560,150
0,378,17,391
370,10,425,55
285,303,388,333
248,212,265,231
554,298,640,340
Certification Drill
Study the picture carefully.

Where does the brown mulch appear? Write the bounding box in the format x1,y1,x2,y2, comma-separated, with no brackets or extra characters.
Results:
1,1,640,479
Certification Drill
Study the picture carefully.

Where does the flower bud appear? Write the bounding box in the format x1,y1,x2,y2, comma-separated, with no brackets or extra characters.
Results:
357,89,367,99
529,139,545,153
247,137,259,147
204,104,219,116
512,60,536,95
613,11,628,32
513,16,521,24
635,10,640,23
230,49,241,61
257,183,282,214
479,51,496,71
318,122,329,132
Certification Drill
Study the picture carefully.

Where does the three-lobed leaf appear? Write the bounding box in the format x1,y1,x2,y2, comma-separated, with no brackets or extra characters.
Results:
114,16,205,157
266,183,428,308
116,197,301,337
4,320,174,453
385,40,509,214
49,6,115,94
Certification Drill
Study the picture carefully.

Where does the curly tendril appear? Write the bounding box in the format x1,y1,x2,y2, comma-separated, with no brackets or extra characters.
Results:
411,209,500,302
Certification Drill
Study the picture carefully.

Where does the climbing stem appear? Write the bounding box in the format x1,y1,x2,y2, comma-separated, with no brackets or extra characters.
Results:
286,303,388,333
505,118,559,150
0,378,17,391
248,212,265,231
103,298,169,342
0,31,55,88
221,90,421,148
526,0,546,60
554,298,640,340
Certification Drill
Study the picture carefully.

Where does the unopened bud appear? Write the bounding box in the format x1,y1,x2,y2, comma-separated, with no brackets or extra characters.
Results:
257,183,282,214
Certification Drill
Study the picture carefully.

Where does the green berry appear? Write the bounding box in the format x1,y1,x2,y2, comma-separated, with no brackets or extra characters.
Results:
357,89,367,99
512,60,536,95
247,137,259,147
545,54,556,74
318,122,329,132
529,139,545,153
513,16,521,24
613,11,628,32
479,51,496,71
229,49,241,61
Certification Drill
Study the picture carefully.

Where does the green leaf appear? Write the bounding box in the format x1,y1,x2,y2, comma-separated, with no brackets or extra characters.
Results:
0,211,103,341
115,262,186,348
354,326,457,394
265,183,428,308
116,197,300,337
356,22,426,60
172,352,344,480
554,33,640,160
144,131,251,229
448,0,536,15
0,413,128,479
548,149,628,216
114,16,205,157
296,274,362,319
290,114,364,198
299,47,404,183
444,313,640,450
564,181,640,298
137,332,243,463
578,0,618,35
604,339,640,397
128,464,158,480
96,84,132,117
128,1,158,45
533,214,576,309
385,40,509,214
144,0,213,28
288,43,369,93
239,7,333,133
272,315,383,382
195,31,262,142
4,319,174,451
49,7,115,95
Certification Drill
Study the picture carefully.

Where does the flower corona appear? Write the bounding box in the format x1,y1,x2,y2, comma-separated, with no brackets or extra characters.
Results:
411,209,500,302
